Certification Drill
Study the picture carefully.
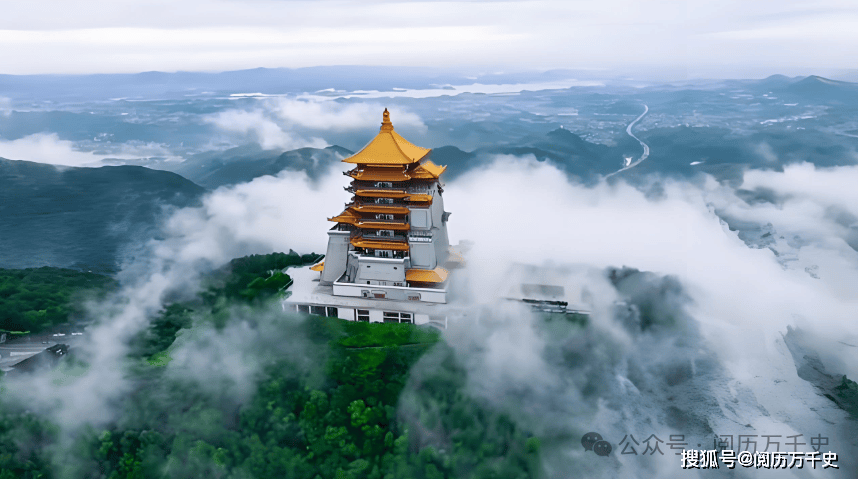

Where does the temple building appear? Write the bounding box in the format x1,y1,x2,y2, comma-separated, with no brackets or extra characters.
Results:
283,109,463,328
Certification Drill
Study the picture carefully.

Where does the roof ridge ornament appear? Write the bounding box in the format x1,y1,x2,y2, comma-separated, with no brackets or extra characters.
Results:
343,108,430,164
380,108,394,132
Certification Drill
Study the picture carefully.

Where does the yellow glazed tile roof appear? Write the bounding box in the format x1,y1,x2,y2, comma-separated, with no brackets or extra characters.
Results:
350,237,410,251
328,208,360,224
357,220,410,231
328,208,411,230
309,261,325,272
352,204,410,214
348,168,411,182
405,267,449,283
343,109,431,165
355,189,408,198
405,193,432,202
421,161,446,177
411,160,446,179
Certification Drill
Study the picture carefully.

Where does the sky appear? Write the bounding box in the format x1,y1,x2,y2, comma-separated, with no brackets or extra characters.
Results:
1,0,857,78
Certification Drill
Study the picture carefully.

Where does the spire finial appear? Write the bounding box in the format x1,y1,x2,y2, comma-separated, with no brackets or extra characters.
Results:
380,108,393,132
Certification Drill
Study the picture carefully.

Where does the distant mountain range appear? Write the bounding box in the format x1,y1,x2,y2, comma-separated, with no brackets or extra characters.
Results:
0,126,634,273
132,99,858,189
0,159,204,272
3,123,855,273
157,128,636,186
0,66,591,102
3,71,857,273
3,66,854,103
171,144,353,189
782,75,858,102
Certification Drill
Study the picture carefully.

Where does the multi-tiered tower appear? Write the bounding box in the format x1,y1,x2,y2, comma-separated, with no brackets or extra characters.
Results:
321,109,452,300
284,109,459,326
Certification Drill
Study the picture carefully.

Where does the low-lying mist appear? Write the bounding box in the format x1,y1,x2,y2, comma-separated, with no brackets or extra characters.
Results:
3,155,857,477
444,157,858,476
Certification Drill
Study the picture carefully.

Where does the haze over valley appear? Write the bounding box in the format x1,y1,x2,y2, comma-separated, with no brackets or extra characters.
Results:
1,66,857,478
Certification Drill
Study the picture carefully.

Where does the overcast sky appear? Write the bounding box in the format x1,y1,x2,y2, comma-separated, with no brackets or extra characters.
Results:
1,0,857,78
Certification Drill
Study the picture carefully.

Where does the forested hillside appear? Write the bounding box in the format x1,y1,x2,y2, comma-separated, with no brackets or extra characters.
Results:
0,253,541,479
0,159,205,271
0,267,117,333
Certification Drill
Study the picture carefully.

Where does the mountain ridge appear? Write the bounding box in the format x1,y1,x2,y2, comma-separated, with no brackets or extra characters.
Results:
0,159,205,272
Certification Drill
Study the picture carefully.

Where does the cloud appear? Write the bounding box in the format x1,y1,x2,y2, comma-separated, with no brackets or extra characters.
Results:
186,157,858,474
449,155,858,366
741,162,858,220
204,109,327,150
439,156,858,474
0,133,102,166
754,141,779,164
269,99,426,132
163,303,319,407
0,132,182,167
448,157,858,330
3,0,856,77
205,99,425,149
0,97,11,117
156,165,345,262
5,152,858,474
3,164,345,430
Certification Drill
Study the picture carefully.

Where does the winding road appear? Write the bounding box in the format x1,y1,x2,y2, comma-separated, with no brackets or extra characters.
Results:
605,104,650,179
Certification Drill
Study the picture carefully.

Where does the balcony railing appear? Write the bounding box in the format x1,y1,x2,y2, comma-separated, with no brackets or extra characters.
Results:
353,251,409,259
347,183,432,195
348,200,411,209
344,186,407,196
351,181,405,189
353,232,408,242
357,218,409,226
407,235,433,243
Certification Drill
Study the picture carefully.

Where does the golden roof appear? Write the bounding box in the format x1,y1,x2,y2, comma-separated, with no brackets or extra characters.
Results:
310,261,325,272
347,167,411,182
328,208,410,230
411,160,447,179
421,161,446,177
328,209,361,224
343,109,431,165
406,267,449,283
357,220,410,231
351,204,410,214
355,189,408,198
405,193,433,203
351,237,410,251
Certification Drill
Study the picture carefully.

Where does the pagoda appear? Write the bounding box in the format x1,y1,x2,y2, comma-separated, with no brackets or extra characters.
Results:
284,109,461,327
